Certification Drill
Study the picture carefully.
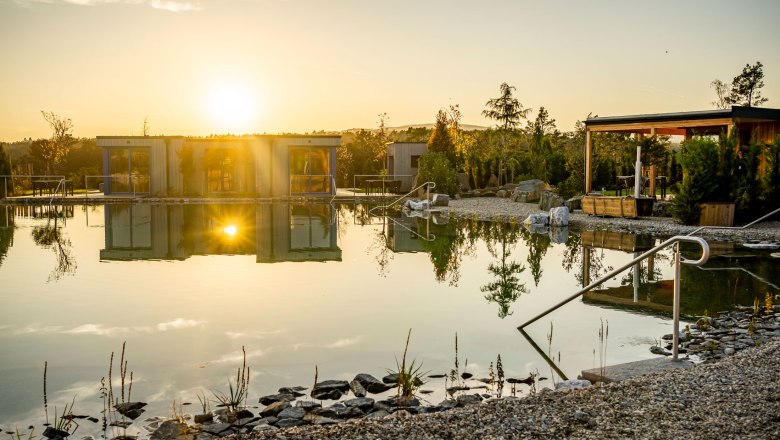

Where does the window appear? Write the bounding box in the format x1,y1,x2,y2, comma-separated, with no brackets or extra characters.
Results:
205,148,236,193
108,147,150,193
411,155,420,168
290,146,331,194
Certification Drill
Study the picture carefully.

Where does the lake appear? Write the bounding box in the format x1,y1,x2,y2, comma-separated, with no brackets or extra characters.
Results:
0,203,777,437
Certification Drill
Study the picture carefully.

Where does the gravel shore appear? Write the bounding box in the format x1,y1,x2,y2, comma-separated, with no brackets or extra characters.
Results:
447,197,780,242
236,339,780,439
226,198,780,440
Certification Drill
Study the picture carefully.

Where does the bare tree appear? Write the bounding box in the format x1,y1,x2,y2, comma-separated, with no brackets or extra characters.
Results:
143,116,150,136
39,111,74,175
710,79,730,109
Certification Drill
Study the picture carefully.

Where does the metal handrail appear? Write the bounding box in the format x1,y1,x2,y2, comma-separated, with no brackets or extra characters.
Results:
518,235,710,361
368,181,435,216
48,178,66,209
687,206,780,236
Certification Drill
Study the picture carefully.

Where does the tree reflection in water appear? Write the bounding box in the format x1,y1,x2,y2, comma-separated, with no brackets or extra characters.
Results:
0,207,14,267
479,221,528,319
31,209,76,282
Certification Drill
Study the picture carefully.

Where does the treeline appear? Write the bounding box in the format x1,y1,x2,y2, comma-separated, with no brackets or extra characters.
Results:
0,137,102,190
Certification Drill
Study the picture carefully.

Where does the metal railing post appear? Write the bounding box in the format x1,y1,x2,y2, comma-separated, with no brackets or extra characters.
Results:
672,243,682,361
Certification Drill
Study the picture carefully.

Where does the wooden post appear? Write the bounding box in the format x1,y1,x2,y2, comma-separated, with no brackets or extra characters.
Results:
649,128,657,198
585,130,593,193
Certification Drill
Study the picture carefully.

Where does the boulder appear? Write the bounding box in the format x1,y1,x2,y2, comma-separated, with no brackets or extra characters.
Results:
538,191,565,211
487,174,499,188
258,393,296,405
295,400,321,411
431,193,450,207
496,190,507,198
523,213,549,226
42,427,70,440
549,206,569,226
353,373,394,394
653,201,673,217
259,401,290,417
382,373,423,387
565,195,583,212
548,226,569,244
511,190,527,203
344,397,375,412
277,407,305,420
514,179,547,202
150,421,191,440
278,386,307,396
480,190,496,197
349,379,366,397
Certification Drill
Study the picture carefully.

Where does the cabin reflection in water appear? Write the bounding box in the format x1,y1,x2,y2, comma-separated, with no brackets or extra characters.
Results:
100,204,340,263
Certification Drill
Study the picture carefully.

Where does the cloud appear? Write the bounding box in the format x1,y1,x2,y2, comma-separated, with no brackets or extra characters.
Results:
13,0,203,12
63,323,153,337
225,329,285,339
325,336,363,349
157,318,205,331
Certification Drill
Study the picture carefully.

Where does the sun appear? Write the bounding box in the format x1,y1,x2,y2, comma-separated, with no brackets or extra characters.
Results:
206,82,257,133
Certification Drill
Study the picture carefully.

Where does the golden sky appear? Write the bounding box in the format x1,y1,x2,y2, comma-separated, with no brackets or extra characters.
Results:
1,0,778,140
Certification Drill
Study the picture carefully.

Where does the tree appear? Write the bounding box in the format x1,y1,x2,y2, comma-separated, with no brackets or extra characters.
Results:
0,144,12,197
528,106,557,181
710,79,730,109
38,111,75,174
482,83,530,185
427,109,457,165
725,61,768,107
417,152,458,196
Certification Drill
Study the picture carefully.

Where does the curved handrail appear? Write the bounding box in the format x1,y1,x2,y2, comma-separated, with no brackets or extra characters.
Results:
517,235,710,331
368,181,436,216
49,178,66,209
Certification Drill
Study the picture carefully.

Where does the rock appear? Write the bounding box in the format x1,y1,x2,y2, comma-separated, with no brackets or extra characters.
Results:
234,409,254,420
456,173,471,192
555,380,591,391
344,397,375,412
278,386,307,396
259,401,290,417
511,190,527,203
311,416,338,425
487,175,499,188
311,380,350,400
496,189,507,198
251,424,277,432
274,419,306,429
310,406,340,419
277,407,305,420
438,399,458,410
150,421,191,440
565,195,582,212
456,394,483,407
353,374,394,394
198,423,233,436
650,346,671,356
514,179,547,202
539,191,565,211
258,393,296,405
724,347,735,355
255,416,278,426
42,427,70,440
193,413,213,424
365,410,390,419
295,400,321,411
653,201,673,217
523,212,549,226
115,402,147,414
480,190,496,197
549,206,569,226
431,193,450,206
338,406,365,419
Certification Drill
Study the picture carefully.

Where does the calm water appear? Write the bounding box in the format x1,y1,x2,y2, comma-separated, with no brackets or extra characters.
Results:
0,203,777,436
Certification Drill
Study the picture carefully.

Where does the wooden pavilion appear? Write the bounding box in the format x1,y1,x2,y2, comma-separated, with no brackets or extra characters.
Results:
583,106,780,193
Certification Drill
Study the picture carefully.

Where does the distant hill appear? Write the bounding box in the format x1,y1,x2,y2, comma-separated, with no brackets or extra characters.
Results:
341,123,488,133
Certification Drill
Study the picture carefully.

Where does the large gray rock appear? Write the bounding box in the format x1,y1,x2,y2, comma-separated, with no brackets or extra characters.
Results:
486,174,499,188
311,380,350,400
549,206,569,226
352,373,393,394
555,380,592,391
539,191,565,211
277,406,305,420
344,397,375,412
431,193,450,207
150,420,191,440
523,212,549,226
258,393,296,405
259,401,290,417
565,195,583,212
514,179,547,202
549,226,569,244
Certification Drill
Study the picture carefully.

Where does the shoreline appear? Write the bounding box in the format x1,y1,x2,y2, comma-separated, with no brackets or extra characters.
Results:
234,338,780,439
447,197,780,243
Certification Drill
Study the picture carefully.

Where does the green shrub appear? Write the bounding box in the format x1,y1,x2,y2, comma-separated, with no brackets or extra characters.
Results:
417,152,458,196
673,137,719,225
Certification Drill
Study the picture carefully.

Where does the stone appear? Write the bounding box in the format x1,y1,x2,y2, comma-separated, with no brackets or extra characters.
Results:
274,419,306,429
565,195,583,212
487,174,499,188
496,189,507,198
724,347,735,355
42,427,70,440
277,407,305,420
549,206,569,226
523,212,549,226
548,226,569,244
311,380,350,400
431,193,450,206
150,421,191,440
278,386,307,396
514,179,547,202
480,190,497,197
115,402,147,414
122,409,145,420
310,388,342,400
456,394,483,407
258,393,296,405
255,416,278,426
234,409,254,420
365,410,390,419
311,416,338,425
193,414,213,424
198,423,233,436
259,401,290,417
295,400,321,411
344,397,375,412
353,373,394,394
555,380,592,391
650,346,671,356
511,190,527,203
538,191,565,211
251,424,277,432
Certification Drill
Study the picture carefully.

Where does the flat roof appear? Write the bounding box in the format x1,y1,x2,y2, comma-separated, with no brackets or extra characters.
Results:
585,106,780,127
96,134,342,140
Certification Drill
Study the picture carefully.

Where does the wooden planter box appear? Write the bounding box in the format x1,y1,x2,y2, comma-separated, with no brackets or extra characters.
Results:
582,196,654,219
580,230,655,252
698,202,735,227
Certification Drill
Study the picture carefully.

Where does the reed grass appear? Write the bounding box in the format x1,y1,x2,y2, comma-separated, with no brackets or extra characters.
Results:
388,329,425,400
212,346,250,412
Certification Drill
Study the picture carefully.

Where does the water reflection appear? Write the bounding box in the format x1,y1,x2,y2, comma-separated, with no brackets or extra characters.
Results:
102,204,341,263
0,206,14,266
27,206,77,281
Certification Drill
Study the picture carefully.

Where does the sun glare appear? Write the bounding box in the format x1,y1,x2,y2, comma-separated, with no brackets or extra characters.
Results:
223,225,238,237
206,82,257,133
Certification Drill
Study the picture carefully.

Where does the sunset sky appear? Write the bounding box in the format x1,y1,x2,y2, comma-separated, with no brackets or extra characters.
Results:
1,0,779,141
